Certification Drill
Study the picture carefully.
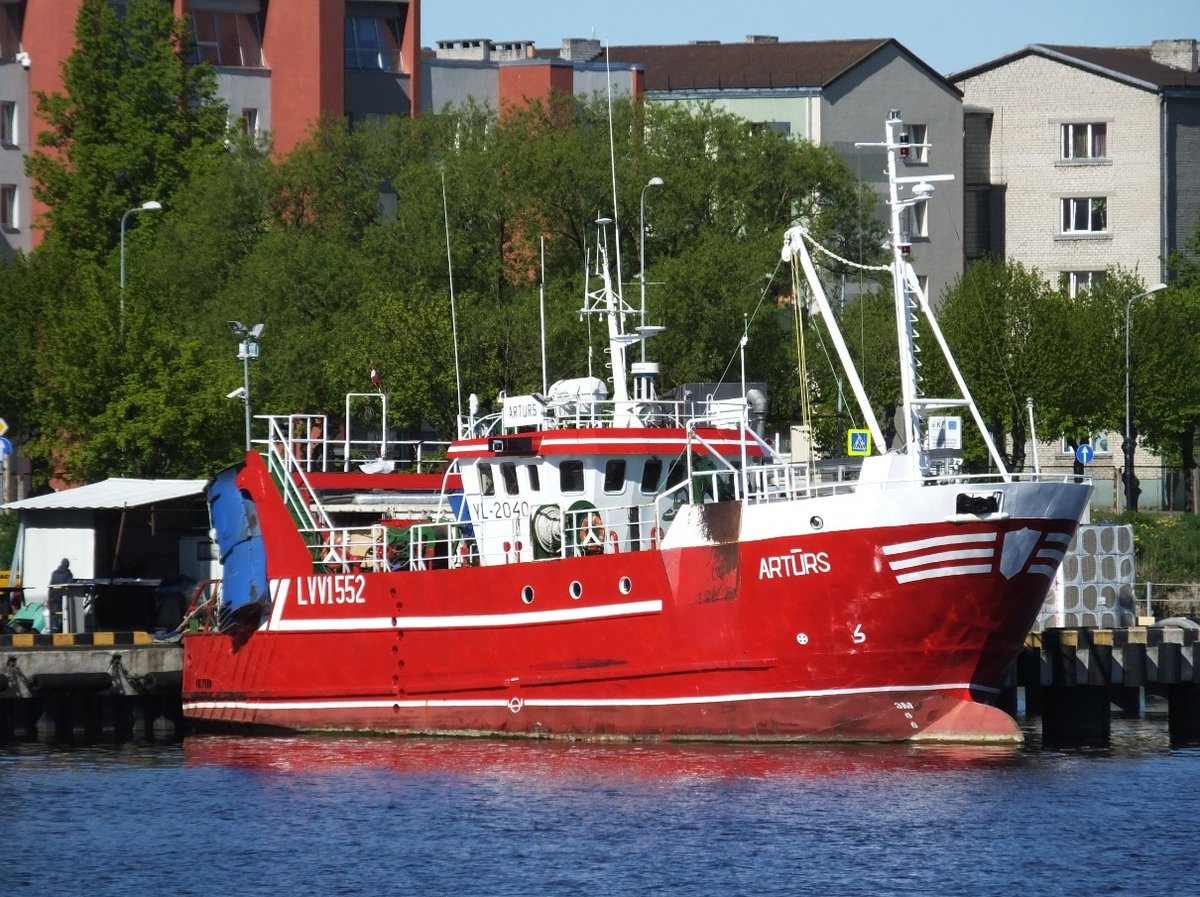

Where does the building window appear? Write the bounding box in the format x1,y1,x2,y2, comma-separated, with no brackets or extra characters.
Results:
750,121,791,137
239,107,258,136
904,201,929,240
0,184,16,229
0,102,14,146
1062,270,1106,297
1061,197,1107,234
1061,122,1107,160
1061,434,1110,456
345,15,404,72
191,10,264,68
906,123,928,163
0,5,21,60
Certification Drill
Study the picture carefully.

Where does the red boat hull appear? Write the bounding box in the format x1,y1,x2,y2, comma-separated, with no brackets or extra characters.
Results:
183,516,1073,743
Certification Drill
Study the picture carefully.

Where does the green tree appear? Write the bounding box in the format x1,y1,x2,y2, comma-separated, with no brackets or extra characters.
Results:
925,258,1059,471
26,0,227,257
1133,283,1200,510
20,0,230,484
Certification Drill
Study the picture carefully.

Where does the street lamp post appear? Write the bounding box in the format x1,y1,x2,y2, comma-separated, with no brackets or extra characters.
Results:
229,321,265,451
1124,282,1168,512
638,176,664,362
119,200,163,328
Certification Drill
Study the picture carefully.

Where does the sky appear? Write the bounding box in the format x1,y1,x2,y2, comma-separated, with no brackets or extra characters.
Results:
419,0,1198,76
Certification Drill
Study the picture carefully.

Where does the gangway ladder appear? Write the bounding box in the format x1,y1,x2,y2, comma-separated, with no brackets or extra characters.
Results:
263,417,345,564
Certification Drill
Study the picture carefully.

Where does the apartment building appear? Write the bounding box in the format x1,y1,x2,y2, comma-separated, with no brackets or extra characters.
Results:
603,37,965,304
954,40,1200,508
953,39,1200,293
0,0,422,258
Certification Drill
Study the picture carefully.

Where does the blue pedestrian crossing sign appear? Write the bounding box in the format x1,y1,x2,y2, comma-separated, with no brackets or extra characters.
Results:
1075,443,1094,465
847,429,871,457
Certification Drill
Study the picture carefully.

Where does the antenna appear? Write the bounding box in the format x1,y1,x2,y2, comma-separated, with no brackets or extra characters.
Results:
605,44,623,297
441,169,463,424
539,235,548,396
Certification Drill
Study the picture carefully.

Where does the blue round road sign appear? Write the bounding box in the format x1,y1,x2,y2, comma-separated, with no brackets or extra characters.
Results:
1075,443,1094,465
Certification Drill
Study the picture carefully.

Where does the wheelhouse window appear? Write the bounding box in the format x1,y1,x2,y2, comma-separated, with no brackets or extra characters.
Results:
345,11,404,72
500,462,519,496
1061,122,1107,160
560,460,585,494
525,465,540,492
1062,270,1106,297
604,460,627,494
477,462,495,496
1061,197,1107,234
190,7,264,67
640,459,663,494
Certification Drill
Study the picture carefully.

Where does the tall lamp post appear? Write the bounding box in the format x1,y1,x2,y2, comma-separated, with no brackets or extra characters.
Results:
119,200,162,328
1124,281,1168,512
229,321,264,451
638,176,664,362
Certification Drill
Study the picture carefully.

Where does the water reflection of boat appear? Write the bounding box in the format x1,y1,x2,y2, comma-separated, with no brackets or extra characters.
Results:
183,734,1024,781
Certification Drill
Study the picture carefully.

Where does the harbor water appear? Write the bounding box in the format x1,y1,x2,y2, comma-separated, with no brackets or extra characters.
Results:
4,719,1197,896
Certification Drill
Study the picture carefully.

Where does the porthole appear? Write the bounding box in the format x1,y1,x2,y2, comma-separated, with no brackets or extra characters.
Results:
521,585,534,605
569,580,583,600
618,576,632,595
810,515,824,530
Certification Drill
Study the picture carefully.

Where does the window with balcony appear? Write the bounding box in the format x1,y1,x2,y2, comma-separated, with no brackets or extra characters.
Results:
191,9,264,67
1061,122,1107,161
1061,197,1107,235
345,14,404,72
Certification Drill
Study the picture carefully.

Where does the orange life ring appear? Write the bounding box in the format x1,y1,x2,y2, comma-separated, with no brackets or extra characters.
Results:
576,511,605,553
607,530,620,553
650,526,665,548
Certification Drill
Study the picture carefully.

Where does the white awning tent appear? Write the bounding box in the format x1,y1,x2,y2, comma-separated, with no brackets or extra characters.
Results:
4,478,207,511
4,478,211,607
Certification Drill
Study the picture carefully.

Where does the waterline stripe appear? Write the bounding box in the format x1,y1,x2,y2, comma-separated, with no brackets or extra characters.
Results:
184,680,994,714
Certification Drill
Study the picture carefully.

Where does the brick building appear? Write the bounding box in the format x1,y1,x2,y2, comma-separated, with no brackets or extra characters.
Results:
0,0,422,258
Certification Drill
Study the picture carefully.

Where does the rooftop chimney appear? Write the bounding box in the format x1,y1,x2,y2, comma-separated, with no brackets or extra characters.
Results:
561,38,602,62
1150,39,1199,71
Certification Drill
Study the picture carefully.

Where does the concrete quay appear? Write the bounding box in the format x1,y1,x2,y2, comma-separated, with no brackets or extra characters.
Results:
1004,625,1200,742
0,632,183,741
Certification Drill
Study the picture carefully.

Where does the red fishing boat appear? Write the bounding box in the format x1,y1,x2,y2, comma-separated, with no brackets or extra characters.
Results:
182,113,1091,742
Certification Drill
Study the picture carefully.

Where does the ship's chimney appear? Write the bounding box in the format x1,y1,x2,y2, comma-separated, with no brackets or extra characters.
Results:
1150,39,1199,71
